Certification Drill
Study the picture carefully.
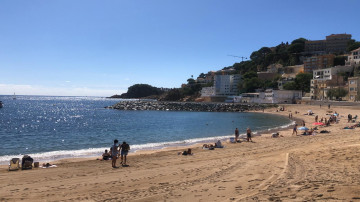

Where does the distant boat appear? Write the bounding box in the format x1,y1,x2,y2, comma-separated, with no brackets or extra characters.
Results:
0,101,3,108
13,93,16,100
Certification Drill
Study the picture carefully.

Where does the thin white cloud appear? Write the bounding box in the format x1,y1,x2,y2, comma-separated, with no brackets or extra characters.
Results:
65,81,71,83
0,83,126,97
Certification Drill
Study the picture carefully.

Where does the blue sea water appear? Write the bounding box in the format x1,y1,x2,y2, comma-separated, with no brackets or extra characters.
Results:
0,95,292,164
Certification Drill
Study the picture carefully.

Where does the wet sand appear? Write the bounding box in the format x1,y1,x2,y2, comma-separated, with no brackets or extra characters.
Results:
1,104,360,201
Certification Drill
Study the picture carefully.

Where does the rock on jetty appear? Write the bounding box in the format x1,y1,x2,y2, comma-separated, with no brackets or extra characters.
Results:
106,101,277,112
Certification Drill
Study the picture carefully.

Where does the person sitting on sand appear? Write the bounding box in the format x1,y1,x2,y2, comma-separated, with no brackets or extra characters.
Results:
215,140,223,148
42,163,52,167
203,144,215,150
102,149,111,160
179,148,193,155
271,132,282,138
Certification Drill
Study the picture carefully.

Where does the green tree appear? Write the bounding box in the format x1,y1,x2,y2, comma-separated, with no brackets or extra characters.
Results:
327,88,348,100
163,89,184,101
198,73,206,78
242,77,263,93
347,40,360,52
242,71,257,80
334,56,347,66
233,61,257,74
123,84,163,98
283,81,297,90
294,73,313,92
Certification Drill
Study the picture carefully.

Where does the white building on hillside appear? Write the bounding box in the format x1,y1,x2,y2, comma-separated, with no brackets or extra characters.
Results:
240,89,302,104
345,47,360,66
312,66,353,81
214,74,241,96
200,87,215,97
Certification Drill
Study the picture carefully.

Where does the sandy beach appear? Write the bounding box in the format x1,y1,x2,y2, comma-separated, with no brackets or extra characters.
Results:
1,104,360,201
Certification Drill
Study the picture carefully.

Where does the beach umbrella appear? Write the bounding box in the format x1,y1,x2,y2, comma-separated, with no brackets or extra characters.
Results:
313,122,324,126
298,126,309,130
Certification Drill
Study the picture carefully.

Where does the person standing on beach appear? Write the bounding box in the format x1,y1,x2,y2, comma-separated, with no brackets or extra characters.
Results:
246,127,252,142
235,128,239,142
292,124,298,135
120,141,130,165
111,139,119,168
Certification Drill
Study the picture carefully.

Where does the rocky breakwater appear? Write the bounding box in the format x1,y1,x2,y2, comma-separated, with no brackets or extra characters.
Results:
106,101,277,112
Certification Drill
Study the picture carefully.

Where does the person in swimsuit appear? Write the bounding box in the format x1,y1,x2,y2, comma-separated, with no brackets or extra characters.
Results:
235,128,239,142
246,127,252,142
120,141,130,165
292,124,298,135
111,139,119,168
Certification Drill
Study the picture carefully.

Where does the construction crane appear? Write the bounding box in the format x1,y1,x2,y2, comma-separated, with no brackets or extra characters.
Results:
227,55,247,62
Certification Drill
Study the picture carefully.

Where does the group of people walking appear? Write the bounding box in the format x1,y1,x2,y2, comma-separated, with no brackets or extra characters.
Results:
111,139,130,168
234,127,253,142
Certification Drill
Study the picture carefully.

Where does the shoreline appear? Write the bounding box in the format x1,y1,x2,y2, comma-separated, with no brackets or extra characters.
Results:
0,110,294,166
0,108,298,167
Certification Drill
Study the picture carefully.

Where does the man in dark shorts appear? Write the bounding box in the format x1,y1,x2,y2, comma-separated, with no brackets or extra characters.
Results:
235,128,239,142
120,141,130,166
246,127,252,142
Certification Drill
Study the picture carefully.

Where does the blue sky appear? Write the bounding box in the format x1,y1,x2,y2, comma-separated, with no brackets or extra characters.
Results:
0,0,359,96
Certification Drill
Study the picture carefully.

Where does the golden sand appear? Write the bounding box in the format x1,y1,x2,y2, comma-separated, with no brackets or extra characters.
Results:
1,104,360,201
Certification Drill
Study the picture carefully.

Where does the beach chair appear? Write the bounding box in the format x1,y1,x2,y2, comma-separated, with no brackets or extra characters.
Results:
22,160,33,170
21,156,33,170
8,158,20,171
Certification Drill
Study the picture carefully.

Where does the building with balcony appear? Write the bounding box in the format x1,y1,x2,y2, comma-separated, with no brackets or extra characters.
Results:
348,77,360,101
240,89,302,104
303,54,334,73
310,66,353,100
214,74,241,96
326,34,352,53
345,47,360,66
304,34,352,54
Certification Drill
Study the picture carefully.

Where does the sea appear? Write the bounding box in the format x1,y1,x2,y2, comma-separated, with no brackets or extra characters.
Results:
0,95,293,165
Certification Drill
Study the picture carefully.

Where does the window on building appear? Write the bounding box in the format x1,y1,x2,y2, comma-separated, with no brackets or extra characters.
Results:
350,87,355,91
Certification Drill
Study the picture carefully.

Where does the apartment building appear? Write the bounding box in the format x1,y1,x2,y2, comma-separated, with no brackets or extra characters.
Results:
214,74,241,96
305,34,352,54
348,77,360,101
345,47,360,66
310,66,353,99
303,54,334,73
326,34,352,53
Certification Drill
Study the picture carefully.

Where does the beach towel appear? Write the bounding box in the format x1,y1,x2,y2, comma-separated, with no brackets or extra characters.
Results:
41,165,57,168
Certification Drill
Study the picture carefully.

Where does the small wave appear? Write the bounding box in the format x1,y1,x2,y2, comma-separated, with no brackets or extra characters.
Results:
0,118,294,165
